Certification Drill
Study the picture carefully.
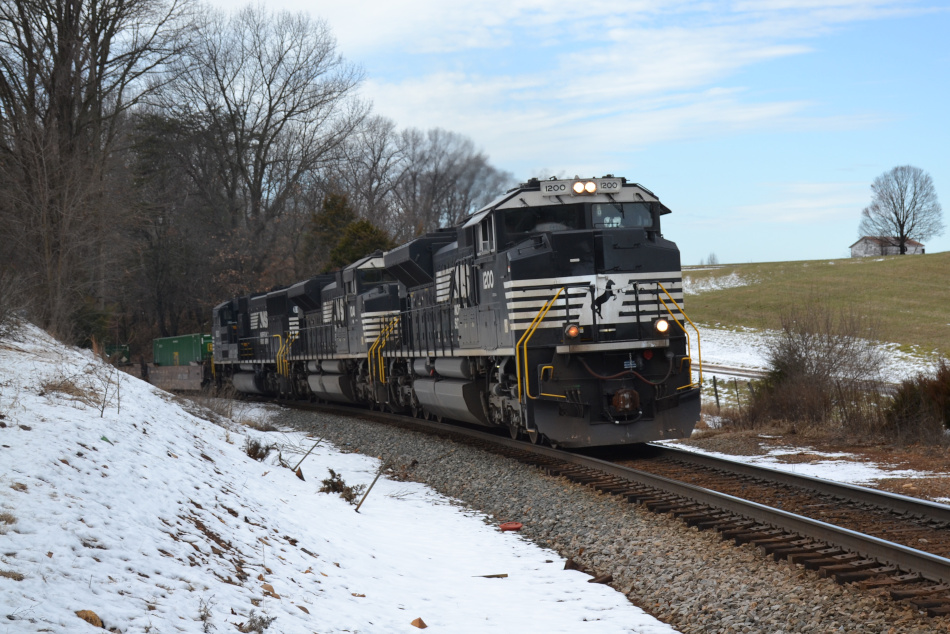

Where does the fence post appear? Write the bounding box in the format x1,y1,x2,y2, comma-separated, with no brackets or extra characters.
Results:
712,376,720,414
733,378,742,417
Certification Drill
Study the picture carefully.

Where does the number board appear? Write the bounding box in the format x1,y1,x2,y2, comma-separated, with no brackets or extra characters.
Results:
539,178,623,197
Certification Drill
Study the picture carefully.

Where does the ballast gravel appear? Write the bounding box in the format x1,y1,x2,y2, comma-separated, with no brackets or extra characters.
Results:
277,408,949,633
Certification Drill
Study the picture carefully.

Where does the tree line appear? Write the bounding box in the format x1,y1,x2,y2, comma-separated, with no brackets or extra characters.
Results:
0,0,513,350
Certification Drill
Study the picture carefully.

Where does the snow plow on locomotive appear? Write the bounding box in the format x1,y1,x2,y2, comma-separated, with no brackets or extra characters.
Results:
212,176,701,448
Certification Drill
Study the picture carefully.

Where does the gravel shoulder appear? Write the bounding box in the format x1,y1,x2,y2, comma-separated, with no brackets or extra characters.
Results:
278,407,950,634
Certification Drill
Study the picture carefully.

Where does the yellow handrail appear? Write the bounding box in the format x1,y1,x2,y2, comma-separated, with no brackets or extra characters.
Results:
272,334,284,375
377,317,398,384
515,287,564,402
656,282,702,389
367,316,399,385
367,323,384,383
282,333,298,377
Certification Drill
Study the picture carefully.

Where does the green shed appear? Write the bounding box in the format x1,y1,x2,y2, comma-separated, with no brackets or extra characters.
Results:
153,334,213,366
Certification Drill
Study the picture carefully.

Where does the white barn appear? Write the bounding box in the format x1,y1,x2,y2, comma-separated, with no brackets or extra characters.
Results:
850,236,925,257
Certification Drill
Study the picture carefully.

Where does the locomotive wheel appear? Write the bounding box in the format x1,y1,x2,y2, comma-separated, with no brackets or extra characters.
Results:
527,429,541,445
508,425,520,440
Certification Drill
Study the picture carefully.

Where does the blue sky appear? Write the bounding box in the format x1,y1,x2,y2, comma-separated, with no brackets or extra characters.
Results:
214,0,949,264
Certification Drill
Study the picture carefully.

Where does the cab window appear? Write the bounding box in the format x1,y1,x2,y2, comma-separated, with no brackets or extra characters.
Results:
477,216,495,255
503,204,585,236
591,202,653,229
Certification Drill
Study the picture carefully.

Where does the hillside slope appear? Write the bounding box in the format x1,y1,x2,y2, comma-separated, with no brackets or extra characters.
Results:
683,252,950,357
0,324,671,633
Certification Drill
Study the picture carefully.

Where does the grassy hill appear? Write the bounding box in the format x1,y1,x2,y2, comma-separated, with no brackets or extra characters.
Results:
682,251,950,357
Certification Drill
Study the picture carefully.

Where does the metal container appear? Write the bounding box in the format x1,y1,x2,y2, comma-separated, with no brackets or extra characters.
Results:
153,333,213,366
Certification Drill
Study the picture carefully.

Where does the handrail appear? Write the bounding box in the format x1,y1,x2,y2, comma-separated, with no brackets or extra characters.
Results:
367,316,399,384
656,282,702,388
515,287,564,402
272,334,284,376
367,322,385,383
282,333,298,376
376,317,398,384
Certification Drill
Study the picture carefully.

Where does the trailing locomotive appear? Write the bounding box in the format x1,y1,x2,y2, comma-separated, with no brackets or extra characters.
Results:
212,176,701,448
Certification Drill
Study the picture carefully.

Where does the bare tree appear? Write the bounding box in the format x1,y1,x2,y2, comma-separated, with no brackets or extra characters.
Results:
0,0,193,339
859,165,944,254
157,5,365,263
333,115,406,223
390,128,513,238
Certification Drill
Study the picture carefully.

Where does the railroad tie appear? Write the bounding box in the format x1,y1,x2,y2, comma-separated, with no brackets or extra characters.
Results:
647,500,690,514
802,552,862,571
760,538,816,559
679,510,730,524
859,572,922,590
909,596,950,612
719,524,771,540
624,489,661,504
642,496,682,512
819,558,879,579
890,583,950,601
599,482,639,495
832,564,899,584
925,604,950,618
747,534,802,549
695,517,751,532
668,504,707,518
787,547,844,566
730,528,786,546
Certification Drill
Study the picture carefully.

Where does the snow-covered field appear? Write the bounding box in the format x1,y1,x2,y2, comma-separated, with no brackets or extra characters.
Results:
689,326,940,382
681,270,942,381
681,271,749,295
0,323,675,633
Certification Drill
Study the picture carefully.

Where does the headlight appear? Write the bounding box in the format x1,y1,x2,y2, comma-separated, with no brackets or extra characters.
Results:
654,318,670,335
572,180,599,195
564,323,580,339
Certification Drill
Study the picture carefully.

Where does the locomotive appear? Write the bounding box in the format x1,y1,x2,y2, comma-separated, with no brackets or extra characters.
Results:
212,176,702,448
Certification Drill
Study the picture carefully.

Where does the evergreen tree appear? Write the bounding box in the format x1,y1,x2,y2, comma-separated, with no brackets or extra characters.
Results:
326,220,396,271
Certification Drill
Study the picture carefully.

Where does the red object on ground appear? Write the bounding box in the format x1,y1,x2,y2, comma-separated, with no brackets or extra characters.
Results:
499,522,523,532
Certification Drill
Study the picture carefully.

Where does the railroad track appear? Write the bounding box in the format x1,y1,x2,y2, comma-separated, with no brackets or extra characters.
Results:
274,398,950,617
698,363,768,381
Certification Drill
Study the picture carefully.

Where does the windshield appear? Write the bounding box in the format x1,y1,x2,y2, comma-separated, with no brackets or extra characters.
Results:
358,269,394,285
591,202,653,229
503,204,585,235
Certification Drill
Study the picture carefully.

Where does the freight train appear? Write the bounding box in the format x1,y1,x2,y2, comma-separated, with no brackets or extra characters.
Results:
211,175,702,448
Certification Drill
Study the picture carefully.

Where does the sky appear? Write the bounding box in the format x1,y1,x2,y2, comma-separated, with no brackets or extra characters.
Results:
208,0,949,264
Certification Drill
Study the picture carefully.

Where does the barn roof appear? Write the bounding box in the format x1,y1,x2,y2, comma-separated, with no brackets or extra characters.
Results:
848,236,924,248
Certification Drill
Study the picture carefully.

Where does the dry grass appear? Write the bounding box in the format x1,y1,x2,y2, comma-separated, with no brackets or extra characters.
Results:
0,569,24,581
0,510,16,536
684,252,950,357
40,376,95,406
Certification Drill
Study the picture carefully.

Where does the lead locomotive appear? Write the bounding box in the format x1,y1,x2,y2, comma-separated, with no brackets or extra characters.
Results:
212,176,701,447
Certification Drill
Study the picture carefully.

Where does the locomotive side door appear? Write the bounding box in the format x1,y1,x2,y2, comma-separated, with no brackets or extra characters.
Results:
473,214,500,351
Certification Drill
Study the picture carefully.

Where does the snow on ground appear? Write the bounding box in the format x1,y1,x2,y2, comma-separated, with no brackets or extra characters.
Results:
689,326,942,382
661,441,932,489
681,272,749,295
0,323,676,633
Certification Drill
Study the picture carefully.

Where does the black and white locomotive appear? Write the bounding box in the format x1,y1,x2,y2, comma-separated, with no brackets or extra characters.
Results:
212,175,702,448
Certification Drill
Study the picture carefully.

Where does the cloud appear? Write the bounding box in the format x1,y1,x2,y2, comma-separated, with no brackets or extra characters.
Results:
730,181,870,224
